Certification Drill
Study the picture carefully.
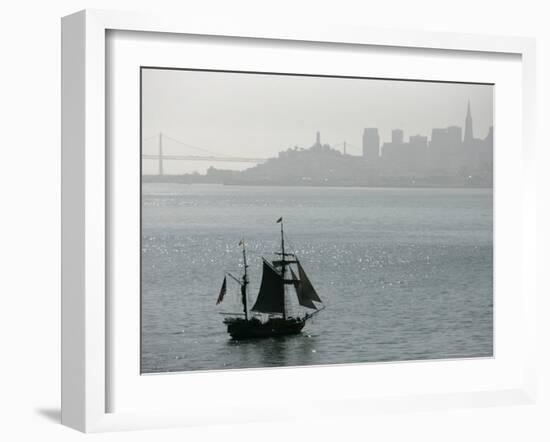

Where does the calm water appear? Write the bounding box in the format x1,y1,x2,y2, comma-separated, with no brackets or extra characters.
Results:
141,184,493,373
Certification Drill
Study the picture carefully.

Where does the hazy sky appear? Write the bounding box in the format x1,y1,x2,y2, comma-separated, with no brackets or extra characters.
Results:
141,68,493,174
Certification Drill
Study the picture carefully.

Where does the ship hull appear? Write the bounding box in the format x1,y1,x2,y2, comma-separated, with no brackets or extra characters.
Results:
224,317,306,340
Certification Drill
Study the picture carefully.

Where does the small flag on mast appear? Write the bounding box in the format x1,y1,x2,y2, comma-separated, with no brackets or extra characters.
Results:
276,217,283,223
216,276,227,305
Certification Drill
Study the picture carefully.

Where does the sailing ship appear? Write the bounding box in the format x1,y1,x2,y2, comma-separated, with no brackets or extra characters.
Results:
216,217,324,339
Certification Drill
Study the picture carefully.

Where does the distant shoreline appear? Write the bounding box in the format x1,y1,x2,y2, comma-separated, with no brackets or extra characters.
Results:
142,176,492,190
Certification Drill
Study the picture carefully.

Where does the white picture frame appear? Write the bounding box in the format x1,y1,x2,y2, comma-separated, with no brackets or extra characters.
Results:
61,9,537,433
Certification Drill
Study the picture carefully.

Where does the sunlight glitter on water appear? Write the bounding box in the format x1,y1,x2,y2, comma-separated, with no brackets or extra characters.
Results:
141,184,493,373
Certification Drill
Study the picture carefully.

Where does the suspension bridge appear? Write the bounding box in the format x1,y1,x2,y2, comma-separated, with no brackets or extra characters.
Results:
142,132,357,176
142,133,267,176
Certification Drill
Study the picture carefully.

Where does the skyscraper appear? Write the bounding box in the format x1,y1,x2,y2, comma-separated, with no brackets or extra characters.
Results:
362,128,380,163
391,129,404,144
464,100,473,143
447,126,463,145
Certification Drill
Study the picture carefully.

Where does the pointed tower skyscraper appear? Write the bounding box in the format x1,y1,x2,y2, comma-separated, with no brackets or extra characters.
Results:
464,100,473,143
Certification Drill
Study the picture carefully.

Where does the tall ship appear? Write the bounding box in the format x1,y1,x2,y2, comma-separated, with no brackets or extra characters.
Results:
216,217,324,339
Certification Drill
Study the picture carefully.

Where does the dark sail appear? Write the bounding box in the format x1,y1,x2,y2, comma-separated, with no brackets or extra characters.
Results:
297,260,322,303
290,267,317,309
216,276,227,305
251,260,285,314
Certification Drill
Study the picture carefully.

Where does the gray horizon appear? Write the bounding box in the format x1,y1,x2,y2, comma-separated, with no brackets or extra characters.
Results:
141,68,493,175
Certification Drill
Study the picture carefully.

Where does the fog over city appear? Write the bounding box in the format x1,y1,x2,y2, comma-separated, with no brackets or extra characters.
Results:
141,68,493,176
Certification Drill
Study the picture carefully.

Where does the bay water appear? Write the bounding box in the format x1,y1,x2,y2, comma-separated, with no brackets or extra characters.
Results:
141,183,493,373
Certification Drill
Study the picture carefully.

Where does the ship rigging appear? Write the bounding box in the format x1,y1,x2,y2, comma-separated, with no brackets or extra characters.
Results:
216,217,324,339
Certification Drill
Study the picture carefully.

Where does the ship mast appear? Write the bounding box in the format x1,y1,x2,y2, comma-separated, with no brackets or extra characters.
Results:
241,240,249,321
279,218,287,320
251,218,323,319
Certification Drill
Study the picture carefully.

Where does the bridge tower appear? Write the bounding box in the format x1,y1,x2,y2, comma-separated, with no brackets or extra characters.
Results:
158,132,164,176
464,100,473,143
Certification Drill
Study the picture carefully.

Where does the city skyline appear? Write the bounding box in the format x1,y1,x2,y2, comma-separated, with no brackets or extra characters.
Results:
145,97,492,188
141,68,493,175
